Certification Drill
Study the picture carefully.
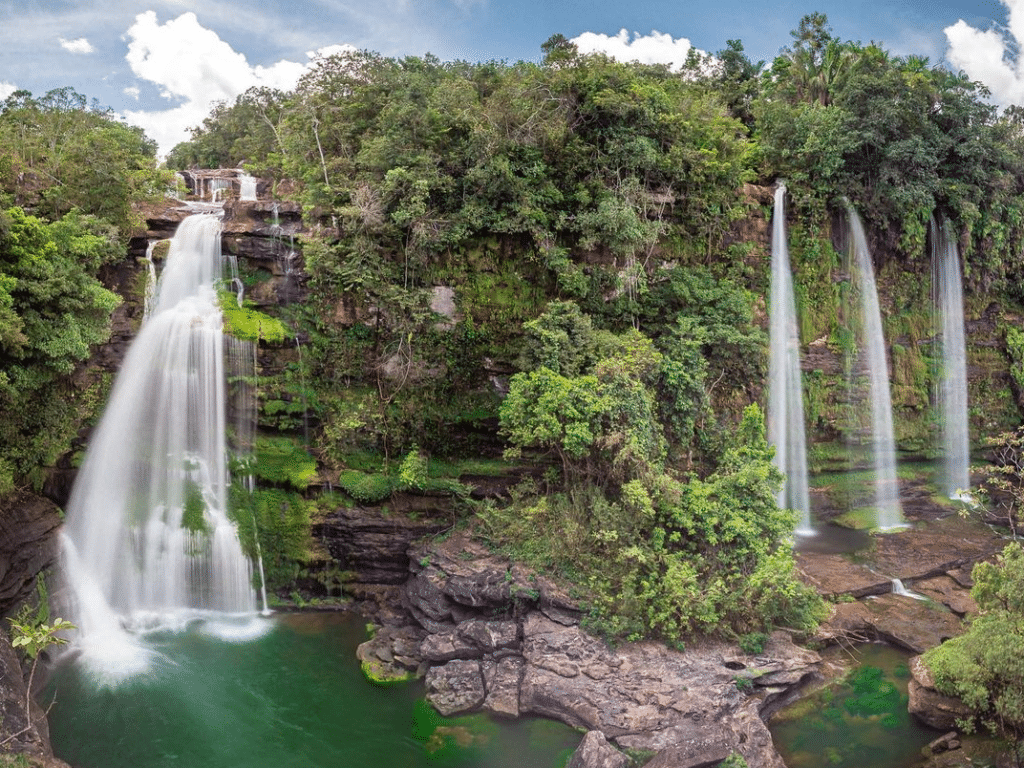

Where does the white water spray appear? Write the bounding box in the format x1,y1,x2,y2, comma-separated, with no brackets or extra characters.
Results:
61,214,263,680
846,205,904,530
767,185,813,534
931,218,971,500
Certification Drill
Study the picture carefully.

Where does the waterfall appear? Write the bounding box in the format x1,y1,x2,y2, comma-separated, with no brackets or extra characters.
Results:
846,205,904,529
238,171,258,201
931,218,971,500
142,240,162,320
767,184,813,534
61,214,260,679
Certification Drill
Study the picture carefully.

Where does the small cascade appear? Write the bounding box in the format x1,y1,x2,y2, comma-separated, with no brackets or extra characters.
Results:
238,171,258,201
846,204,904,530
224,252,245,307
891,578,928,601
931,217,971,500
294,335,310,448
142,240,162,320
61,214,262,680
767,184,813,534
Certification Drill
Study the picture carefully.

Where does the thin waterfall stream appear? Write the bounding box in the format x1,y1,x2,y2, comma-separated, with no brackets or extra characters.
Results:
767,184,813,534
846,204,904,530
931,217,971,500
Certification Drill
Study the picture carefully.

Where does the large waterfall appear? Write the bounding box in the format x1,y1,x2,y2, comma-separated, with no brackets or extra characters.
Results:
846,206,904,529
931,218,971,499
767,184,813,534
60,214,259,680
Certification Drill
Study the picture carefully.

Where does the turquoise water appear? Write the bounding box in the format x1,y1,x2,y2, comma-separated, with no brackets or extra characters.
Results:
45,612,580,768
769,644,940,768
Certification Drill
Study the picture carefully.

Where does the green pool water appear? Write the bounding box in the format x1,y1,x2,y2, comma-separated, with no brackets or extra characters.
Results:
768,643,941,768
45,612,581,768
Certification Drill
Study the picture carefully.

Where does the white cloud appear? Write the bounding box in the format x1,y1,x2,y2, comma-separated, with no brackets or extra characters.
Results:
570,29,699,71
945,0,1024,106
0,81,17,100
120,11,353,156
59,36,95,54
123,86,140,100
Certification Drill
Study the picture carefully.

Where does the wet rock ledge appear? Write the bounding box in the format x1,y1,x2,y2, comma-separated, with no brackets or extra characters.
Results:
357,533,822,768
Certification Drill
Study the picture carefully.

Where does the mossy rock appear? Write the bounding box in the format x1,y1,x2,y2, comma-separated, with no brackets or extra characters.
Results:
832,507,880,530
361,657,417,686
219,292,289,344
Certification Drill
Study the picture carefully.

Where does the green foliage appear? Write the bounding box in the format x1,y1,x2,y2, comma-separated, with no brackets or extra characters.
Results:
219,292,290,344
229,485,312,591
718,754,749,768
924,542,1024,747
738,631,769,655
253,436,318,490
1005,326,1024,395
0,87,170,235
8,616,73,660
0,207,121,491
754,18,1024,282
485,405,825,640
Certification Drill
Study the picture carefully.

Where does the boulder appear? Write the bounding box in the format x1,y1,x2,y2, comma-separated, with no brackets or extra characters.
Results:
907,655,974,730
425,659,486,716
567,731,628,768
481,655,524,718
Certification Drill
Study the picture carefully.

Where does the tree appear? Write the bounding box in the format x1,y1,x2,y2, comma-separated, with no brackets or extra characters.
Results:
924,543,1024,764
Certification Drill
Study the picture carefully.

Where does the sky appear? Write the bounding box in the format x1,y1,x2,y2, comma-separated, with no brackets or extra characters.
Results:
0,0,1020,156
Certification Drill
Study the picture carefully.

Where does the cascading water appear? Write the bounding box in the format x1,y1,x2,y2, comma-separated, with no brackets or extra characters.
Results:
60,214,262,681
238,171,258,201
767,184,813,534
846,205,904,529
931,217,971,500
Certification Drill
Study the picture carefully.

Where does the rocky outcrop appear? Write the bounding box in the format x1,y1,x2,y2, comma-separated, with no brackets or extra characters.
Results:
368,533,820,768
816,594,964,654
312,502,450,585
568,731,629,768
908,655,974,731
0,494,62,617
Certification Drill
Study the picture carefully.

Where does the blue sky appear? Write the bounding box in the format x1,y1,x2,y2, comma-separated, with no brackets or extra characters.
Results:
0,0,1020,154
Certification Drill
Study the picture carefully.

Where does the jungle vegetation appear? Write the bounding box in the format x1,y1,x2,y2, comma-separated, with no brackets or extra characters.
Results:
4,15,1024,643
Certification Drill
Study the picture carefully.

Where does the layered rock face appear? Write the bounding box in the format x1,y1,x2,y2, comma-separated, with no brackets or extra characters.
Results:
358,534,822,768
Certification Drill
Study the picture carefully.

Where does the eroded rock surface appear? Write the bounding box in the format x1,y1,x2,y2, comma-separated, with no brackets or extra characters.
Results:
816,594,964,653
0,493,62,616
382,534,819,768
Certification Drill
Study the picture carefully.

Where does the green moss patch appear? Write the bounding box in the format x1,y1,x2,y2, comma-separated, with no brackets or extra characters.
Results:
254,436,318,489
219,292,289,344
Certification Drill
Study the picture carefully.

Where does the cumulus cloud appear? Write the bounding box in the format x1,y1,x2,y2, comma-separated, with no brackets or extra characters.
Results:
123,86,141,100
59,37,95,54
570,29,700,71
121,11,354,156
0,82,17,101
945,0,1024,106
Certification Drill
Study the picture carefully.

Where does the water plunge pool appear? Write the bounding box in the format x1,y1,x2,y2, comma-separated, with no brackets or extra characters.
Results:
46,612,580,768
